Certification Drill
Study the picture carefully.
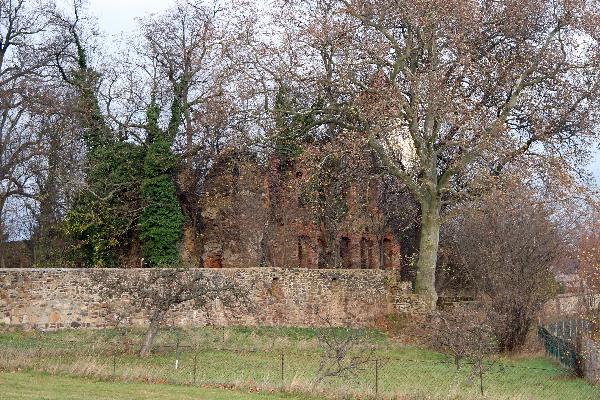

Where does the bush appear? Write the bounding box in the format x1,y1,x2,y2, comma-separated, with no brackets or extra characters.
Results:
442,186,561,352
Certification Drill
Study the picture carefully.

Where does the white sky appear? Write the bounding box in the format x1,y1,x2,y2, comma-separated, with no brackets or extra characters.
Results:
590,154,600,184
88,0,170,35
86,0,600,185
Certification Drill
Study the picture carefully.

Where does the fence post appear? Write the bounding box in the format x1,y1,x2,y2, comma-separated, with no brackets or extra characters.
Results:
375,359,379,396
175,336,180,370
569,320,572,340
280,353,284,386
192,351,198,385
112,353,116,377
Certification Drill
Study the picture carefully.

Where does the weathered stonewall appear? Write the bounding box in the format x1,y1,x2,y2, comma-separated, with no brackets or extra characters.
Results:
0,268,425,330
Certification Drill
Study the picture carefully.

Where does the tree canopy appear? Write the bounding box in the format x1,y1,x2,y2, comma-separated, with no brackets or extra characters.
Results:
0,1,599,312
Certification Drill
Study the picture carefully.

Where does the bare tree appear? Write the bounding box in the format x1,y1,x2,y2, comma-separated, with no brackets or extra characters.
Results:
0,0,77,265
463,318,498,397
315,317,375,383
270,0,600,308
93,268,251,356
129,1,255,262
426,306,498,395
445,183,563,351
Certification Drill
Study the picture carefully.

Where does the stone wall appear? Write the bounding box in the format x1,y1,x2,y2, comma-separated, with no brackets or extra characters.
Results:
582,335,600,385
542,293,600,319
0,268,420,330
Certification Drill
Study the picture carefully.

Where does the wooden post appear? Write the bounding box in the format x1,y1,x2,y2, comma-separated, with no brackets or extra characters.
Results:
192,352,198,385
280,353,284,386
375,359,379,396
175,336,180,370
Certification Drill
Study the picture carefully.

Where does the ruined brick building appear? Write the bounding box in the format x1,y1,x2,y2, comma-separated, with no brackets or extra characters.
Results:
1,135,418,278
196,135,418,280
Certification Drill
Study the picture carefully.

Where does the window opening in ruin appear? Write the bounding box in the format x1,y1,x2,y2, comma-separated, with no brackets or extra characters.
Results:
339,237,351,269
360,238,375,269
297,235,311,268
383,238,393,269
318,238,327,269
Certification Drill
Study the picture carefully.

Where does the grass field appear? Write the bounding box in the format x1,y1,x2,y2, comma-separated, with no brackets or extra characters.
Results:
0,370,316,400
0,326,598,399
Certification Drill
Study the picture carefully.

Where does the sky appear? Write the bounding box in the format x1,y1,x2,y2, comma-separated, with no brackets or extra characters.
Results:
88,0,168,34
86,0,600,185
590,154,600,185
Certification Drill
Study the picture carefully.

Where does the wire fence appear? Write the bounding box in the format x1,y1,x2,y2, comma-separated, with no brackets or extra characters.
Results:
538,326,580,370
0,327,599,399
538,318,599,378
543,318,593,343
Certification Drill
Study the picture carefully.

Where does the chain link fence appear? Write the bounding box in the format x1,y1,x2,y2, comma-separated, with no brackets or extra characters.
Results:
0,326,599,399
538,326,579,370
538,317,600,384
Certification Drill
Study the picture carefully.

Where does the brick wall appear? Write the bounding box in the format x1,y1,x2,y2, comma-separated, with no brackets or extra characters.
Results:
0,268,422,330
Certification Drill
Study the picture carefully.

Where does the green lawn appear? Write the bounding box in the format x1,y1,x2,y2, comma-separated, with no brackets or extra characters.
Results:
0,326,598,399
0,371,315,400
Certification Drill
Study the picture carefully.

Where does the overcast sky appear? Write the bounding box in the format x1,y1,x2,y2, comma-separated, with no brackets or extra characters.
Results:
88,0,168,34
86,0,600,185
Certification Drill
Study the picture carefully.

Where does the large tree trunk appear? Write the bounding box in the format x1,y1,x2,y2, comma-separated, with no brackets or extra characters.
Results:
414,196,441,309
34,130,61,266
0,197,6,269
140,309,166,356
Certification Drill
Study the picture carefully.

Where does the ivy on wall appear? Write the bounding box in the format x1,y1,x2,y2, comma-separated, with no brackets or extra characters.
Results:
138,137,184,266
64,143,145,267
272,85,319,164
63,44,184,267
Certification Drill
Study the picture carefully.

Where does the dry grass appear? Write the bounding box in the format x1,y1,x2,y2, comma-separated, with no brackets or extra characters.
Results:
0,326,598,400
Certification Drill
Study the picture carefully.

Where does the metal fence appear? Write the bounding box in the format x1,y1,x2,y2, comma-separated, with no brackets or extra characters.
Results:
538,326,580,370
543,319,592,343
538,318,596,372
0,327,599,400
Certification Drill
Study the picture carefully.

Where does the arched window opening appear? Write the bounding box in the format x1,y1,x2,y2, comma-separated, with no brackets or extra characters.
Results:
317,238,328,268
383,238,394,269
297,235,311,268
339,237,352,269
360,238,368,269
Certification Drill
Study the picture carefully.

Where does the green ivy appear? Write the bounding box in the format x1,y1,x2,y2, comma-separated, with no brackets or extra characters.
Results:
304,154,349,225
138,138,184,266
62,39,184,267
272,86,320,163
64,143,145,267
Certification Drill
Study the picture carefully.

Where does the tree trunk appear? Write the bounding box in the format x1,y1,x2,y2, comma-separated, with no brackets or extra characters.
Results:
0,198,5,269
414,196,441,309
140,309,165,356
